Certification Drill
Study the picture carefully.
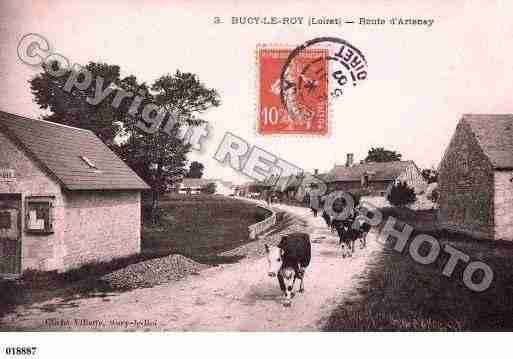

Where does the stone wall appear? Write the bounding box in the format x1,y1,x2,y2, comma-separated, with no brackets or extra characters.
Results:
0,130,65,272
438,121,495,240
0,130,142,273
62,191,141,270
494,171,513,241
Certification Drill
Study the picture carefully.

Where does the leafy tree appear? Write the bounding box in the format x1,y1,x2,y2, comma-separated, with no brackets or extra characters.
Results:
30,62,221,223
136,71,220,221
422,168,438,184
201,182,217,194
30,62,124,146
186,161,204,178
387,181,417,207
152,70,220,125
109,74,195,222
365,147,402,163
117,125,190,220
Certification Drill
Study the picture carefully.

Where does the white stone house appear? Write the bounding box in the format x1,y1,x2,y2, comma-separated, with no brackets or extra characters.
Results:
0,111,149,276
212,180,234,196
178,178,234,195
178,178,211,195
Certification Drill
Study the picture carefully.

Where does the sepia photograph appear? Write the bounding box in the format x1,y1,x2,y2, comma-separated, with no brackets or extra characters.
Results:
0,0,512,356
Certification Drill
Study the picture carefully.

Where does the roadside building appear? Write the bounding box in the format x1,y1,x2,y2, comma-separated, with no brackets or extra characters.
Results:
0,111,149,276
211,180,234,196
178,178,211,195
324,154,427,196
273,174,304,200
438,114,513,240
178,178,234,195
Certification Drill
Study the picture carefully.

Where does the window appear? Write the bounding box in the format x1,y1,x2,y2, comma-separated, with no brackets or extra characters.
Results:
25,197,55,234
80,156,97,169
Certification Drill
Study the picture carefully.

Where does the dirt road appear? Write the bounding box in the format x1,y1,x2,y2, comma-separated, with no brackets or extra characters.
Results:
2,204,382,331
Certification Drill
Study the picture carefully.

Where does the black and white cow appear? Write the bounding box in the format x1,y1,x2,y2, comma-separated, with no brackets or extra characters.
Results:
265,232,312,306
353,216,371,249
332,218,355,257
332,215,371,257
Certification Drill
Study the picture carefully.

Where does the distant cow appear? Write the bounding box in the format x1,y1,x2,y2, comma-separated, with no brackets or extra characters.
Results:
352,216,371,249
265,232,312,306
332,215,371,257
321,211,331,227
332,218,355,257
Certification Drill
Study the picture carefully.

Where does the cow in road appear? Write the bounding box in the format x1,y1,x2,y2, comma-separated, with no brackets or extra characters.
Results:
321,210,331,228
332,214,371,257
332,218,355,257
352,216,371,249
265,232,312,306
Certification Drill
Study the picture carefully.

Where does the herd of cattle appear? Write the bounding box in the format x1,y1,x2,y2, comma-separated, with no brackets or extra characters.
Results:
320,208,372,258
265,202,372,306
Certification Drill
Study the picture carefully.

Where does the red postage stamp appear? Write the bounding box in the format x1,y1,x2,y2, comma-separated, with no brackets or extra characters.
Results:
258,47,329,135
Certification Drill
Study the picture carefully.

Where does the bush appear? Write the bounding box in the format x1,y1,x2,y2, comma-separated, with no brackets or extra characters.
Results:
387,181,416,207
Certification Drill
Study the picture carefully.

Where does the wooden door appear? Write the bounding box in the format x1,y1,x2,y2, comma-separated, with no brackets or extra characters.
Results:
0,194,21,275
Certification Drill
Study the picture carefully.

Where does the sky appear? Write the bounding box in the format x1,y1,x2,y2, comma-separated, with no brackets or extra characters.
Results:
1,0,513,184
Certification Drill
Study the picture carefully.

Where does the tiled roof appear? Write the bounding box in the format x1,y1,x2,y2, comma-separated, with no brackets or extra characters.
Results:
462,114,513,169
0,111,150,191
325,161,412,182
271,172,327,191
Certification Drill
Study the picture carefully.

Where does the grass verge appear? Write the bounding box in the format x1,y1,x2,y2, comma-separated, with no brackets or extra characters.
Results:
142,194,272,264
324,209,513,331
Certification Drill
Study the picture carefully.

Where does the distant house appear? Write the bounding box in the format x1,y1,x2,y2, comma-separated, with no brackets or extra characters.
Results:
179,178,211,195
324,154,427,196
238,180,273,198
178,178,234,195
276,170,327,201
273,174,304,199
0,111,149,276
439,114,513,241
211,179,234,196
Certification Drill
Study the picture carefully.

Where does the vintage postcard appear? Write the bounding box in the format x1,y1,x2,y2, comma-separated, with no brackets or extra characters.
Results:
0,0,512,357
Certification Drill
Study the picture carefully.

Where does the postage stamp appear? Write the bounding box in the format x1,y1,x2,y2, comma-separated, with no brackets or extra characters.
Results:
258,47,329,135
258,38,368,136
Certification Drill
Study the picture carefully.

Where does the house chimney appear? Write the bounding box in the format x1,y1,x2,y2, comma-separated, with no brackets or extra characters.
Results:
346,153,354,167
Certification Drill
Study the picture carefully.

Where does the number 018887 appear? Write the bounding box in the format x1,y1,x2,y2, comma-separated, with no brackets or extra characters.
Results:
5,347,38,356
